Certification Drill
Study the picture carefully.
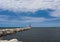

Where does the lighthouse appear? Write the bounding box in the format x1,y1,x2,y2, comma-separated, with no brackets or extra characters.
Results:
29,24,32,28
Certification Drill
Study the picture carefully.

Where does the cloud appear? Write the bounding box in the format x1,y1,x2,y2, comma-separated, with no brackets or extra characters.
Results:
0,0,60,12
21,17,46,22
0,14,60,24
9,16,60,23
0,15,9,21
0,14,46,23
50,9,60,17
22,17,60,23
0,14,60,27
48,0,60,18
0,15,19,23
0,0,60,27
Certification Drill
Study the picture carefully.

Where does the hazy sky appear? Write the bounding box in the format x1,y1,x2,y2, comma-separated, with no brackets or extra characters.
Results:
0,0,60,27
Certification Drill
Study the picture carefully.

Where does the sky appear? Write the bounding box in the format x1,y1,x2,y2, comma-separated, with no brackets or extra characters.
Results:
0,0,60,27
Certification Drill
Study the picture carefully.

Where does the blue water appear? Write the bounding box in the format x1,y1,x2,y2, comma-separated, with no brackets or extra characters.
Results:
3,27,60,42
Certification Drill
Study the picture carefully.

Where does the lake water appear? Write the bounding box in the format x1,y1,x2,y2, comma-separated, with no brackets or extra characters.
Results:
3,27,60,42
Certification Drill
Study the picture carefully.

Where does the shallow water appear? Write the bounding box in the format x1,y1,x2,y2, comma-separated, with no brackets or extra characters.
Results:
3,27,60,42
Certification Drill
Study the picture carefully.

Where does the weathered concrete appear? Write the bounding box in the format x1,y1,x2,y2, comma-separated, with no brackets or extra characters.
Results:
0,27,31,37
0,39,23,42
0,27,31,42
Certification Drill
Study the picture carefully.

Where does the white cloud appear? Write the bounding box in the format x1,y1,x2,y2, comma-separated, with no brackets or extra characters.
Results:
17,17,60,23
0,15,60,24
0,15,9,21
0,15,46,23
48,0,60,18
22,17,46,22
50,12,60,17
0,0,60,12
50,7,60,17
0,15,19,22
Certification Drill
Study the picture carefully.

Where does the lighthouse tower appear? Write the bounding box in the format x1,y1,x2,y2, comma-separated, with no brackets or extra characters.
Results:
29,24,32,28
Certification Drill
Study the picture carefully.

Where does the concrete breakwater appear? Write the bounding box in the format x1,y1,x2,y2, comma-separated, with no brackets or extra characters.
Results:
0,39,22,42
0,27,31,42
0,27,31,37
